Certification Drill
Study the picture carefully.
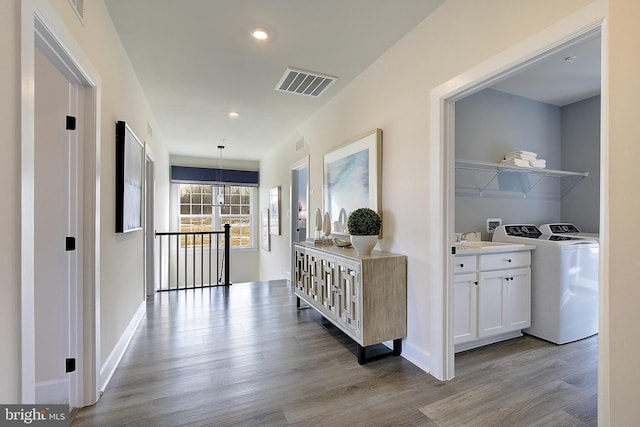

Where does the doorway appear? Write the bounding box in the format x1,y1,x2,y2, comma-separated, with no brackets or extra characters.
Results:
290,156,310,276
429,17,605,381
145,150,156,296
22,7,101,407
34,44,81,405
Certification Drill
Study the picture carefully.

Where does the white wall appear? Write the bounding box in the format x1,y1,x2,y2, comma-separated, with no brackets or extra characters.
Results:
258,0,598,372
606,0,640,424
455,88,562,239
0,0,22,404
561,95,601,232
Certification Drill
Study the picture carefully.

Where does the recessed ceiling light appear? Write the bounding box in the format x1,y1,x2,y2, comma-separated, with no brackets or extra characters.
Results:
250,28,269,41
229,111,239,118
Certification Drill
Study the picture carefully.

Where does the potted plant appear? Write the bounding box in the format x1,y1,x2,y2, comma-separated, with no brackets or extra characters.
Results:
347,208,381,255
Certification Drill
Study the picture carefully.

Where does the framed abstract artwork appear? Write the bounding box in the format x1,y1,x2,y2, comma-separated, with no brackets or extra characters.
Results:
115,120,144,233
323,129,382,235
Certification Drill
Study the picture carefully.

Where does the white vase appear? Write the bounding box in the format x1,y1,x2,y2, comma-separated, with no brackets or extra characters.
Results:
350,235,378,255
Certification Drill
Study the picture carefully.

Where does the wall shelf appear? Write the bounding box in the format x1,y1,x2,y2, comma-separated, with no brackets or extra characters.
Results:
455,159,589,198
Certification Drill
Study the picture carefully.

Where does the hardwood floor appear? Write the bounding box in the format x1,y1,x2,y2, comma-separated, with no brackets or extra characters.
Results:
72,280,597,426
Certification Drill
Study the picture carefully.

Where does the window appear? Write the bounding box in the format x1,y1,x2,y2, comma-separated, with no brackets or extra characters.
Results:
178,183,255,249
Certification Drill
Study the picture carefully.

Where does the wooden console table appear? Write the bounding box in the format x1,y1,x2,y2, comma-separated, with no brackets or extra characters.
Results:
294,242,407,364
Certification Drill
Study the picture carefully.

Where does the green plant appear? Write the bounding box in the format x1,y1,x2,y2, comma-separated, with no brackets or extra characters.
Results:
347,208,381,236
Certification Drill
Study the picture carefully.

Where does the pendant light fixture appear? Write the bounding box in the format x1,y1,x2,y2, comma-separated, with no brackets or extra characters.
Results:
213,144,228,207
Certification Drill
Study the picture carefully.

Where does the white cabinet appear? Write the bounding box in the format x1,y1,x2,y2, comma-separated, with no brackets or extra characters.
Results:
294,243,407,364
454,248,532,352
478,267,531,337
453,272,478,344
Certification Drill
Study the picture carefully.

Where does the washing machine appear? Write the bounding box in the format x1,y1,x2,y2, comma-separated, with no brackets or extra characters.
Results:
492,224,599,344
539,223,599,242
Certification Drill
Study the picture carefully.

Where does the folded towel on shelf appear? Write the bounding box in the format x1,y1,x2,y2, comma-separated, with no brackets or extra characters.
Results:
504,150,538,161
530,159,547,168
500,158,531,168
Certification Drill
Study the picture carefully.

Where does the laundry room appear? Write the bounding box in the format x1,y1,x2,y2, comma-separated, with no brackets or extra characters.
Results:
454,36,601,240
450,35,602,354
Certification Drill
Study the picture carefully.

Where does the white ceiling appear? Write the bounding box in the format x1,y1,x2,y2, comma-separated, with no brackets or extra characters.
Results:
104,1,601,161
104,0,446,160
491,36,601,106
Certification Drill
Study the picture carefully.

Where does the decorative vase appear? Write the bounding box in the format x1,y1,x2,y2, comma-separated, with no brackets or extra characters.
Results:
350,235,378,255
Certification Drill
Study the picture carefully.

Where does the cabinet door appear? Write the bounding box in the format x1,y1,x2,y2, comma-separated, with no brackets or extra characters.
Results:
505,267,531,331
478,270,506,337
294,248,309,295
307,251,323,301
320,257,336,313
453,273,478,344
335,259,361,338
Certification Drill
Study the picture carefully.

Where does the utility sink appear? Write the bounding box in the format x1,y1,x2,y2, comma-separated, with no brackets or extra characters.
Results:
454,241,530,252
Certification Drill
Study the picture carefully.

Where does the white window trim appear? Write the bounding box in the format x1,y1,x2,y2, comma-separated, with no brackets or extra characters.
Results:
170,183,258,250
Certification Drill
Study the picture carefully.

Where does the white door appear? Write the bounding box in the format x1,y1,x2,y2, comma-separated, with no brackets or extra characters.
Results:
34,46,79,404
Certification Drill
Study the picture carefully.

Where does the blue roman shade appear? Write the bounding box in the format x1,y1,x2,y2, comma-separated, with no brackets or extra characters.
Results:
171,165,259,186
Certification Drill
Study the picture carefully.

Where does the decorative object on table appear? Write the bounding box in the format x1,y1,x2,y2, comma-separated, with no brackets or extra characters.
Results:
315,207,323,240
322,212,332,243
324,129,382,236
347,208,382,255
269,186,280,235
115,120,143,233
261,208,270,251
333,208,348,233
333,237,352,247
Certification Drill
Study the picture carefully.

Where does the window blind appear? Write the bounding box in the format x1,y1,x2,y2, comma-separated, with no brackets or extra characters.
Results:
171,166,259,186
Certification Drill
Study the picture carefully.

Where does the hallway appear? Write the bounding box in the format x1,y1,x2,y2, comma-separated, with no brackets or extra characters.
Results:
72,280,597,426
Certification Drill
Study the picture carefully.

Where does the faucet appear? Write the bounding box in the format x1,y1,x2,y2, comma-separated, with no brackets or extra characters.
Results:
459,231,478,243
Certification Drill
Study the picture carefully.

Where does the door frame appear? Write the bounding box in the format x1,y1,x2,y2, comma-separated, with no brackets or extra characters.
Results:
145,146,156,297
428,5,606,381
22,0,101,406
289,156,310,278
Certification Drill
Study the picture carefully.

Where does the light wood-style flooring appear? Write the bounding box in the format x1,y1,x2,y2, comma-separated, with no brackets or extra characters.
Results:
72,280,597,426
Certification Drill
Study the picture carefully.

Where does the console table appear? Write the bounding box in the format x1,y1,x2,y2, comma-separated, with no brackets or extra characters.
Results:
294,242,407,364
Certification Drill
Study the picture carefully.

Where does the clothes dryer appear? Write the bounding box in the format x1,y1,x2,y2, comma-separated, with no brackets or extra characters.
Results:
492,224,599,344
538,223,599,242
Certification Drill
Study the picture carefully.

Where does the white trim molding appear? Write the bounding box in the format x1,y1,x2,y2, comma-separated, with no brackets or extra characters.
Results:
99,302,146,393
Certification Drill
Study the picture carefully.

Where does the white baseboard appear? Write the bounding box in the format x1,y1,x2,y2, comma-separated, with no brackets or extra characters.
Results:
99,301,146,393
35,378,69,404
400,340,432,375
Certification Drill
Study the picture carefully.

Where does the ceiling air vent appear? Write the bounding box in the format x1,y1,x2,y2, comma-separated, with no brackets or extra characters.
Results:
275,67,337,98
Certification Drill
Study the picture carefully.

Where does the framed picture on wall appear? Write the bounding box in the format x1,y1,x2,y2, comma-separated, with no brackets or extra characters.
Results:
261,208,270,250
269,186,280,235
323,129,382,235
115,120,144,233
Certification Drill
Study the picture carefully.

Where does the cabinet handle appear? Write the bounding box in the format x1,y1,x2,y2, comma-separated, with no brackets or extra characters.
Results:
505,258,512,263
458,263,464,268
474,281,478,286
